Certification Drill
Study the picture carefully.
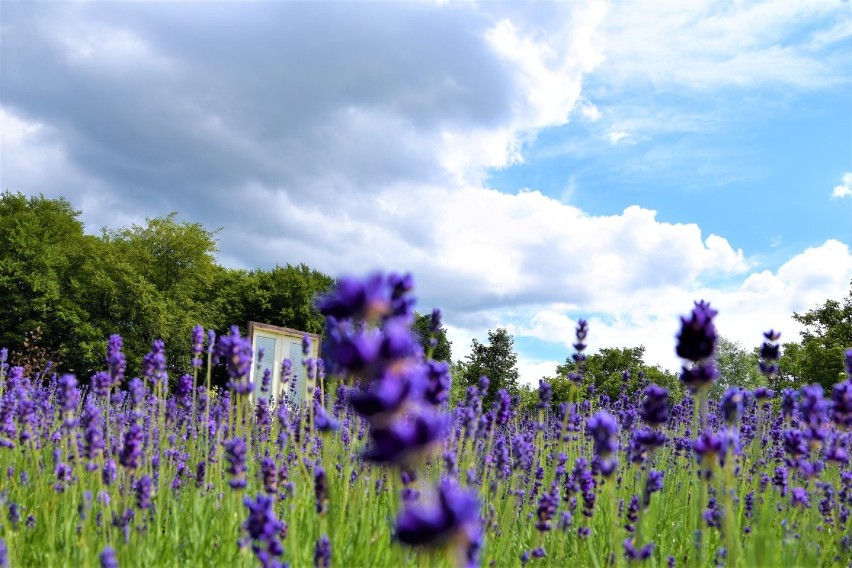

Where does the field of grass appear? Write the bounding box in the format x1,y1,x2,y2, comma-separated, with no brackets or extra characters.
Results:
1,274,851,567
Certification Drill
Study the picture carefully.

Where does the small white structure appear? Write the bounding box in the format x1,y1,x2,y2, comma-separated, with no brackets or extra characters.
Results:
247,321,321,405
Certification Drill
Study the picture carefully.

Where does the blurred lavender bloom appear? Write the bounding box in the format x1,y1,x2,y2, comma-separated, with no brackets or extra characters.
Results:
141,340,168,387
107,334,126,385
753,387,774,400
91,371,112,398
100,546,118,568
191,325,205,369
791,487,810,508
535,485,559,532
624,538,654,561
586,411,618,476
135,475,153,510
395,478,482,567
831,379,852,428
317,272,392,322
798,384,829,429
639,385,669,427
225,437,248,489
424,360,450,407
537,380,552,410
314,535,331,568
314,466,329,515
214,326,253,389
363,412,445,465
781,389,797,419
119,424,143,472
721,388,744,424
676,301,718,362
643,470,664,508
679,364,718,394
568,319,589,383
242,494,286,568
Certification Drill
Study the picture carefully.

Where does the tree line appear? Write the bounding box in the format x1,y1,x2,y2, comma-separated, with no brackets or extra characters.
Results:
1,192,453,386
2,192,849,398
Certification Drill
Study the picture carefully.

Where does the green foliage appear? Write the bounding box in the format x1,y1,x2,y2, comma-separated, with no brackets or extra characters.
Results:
0,192,335,386
556,345,684,403
457,328,519,408
412,312,452,363
776,283,852,392
707,336,765,400
0,192,92,372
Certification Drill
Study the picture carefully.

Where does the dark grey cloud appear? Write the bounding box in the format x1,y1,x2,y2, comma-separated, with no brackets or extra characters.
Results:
1,1,517,240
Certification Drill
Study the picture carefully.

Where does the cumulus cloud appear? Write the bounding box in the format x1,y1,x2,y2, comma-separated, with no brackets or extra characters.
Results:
832,172,852,198
1,2,849,387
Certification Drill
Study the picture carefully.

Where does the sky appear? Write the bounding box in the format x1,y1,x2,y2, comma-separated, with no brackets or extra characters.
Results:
2,1,851,384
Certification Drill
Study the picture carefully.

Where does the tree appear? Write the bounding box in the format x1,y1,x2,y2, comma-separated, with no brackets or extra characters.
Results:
0,192,92,373
0,193,339,388
457,328,519,408
412,311,452,363
777,285,852,392
708,336,765,400
555,345,684,403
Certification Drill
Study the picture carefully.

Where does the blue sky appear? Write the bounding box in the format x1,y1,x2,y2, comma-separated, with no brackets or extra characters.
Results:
1,1,851,382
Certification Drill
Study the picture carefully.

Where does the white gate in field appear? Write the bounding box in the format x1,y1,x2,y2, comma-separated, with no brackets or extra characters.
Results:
247,321,321,406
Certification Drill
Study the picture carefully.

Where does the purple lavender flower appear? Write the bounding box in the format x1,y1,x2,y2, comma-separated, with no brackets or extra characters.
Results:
568,320,589,383
643,470,664,507
91,371,112,398
423,360,450,407
773,466,789,497
315,466,329,515
119,424,143,472
314,535,331,568
537,380,552,410
107,334,126,385
242,494,285,567
721,388,744,424
781,388,797,419
679,364,718,394
586,411,619,475
831,379,852,428
639,385,669,427
782,429,808,459
191,325,205,368
348,368,421,426
798,384,829,429
676,301,718,362
791,487,810,508
535,485,560,531
395,477,482,566
225,437,248,489
624,538,654,561
100,546,118,568
56,374,81,423
317,273,392,321
693,429,724,467
214,327,253,392
135,475,153,510
493,389,512,427
753,387,774,400
82,402,105,467
141,340,168,386
363,412,445,466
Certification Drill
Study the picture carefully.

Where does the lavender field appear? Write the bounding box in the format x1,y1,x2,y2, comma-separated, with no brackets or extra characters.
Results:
1,273,851,567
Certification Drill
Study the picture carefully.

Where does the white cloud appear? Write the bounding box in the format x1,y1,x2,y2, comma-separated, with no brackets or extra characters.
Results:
597,1,849,91
2,2,849,391
832,172,852,198
606,130,629,145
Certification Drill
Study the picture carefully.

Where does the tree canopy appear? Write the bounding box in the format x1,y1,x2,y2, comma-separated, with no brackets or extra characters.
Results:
0,192,335,386
453,328,519,408
776,283,852,392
